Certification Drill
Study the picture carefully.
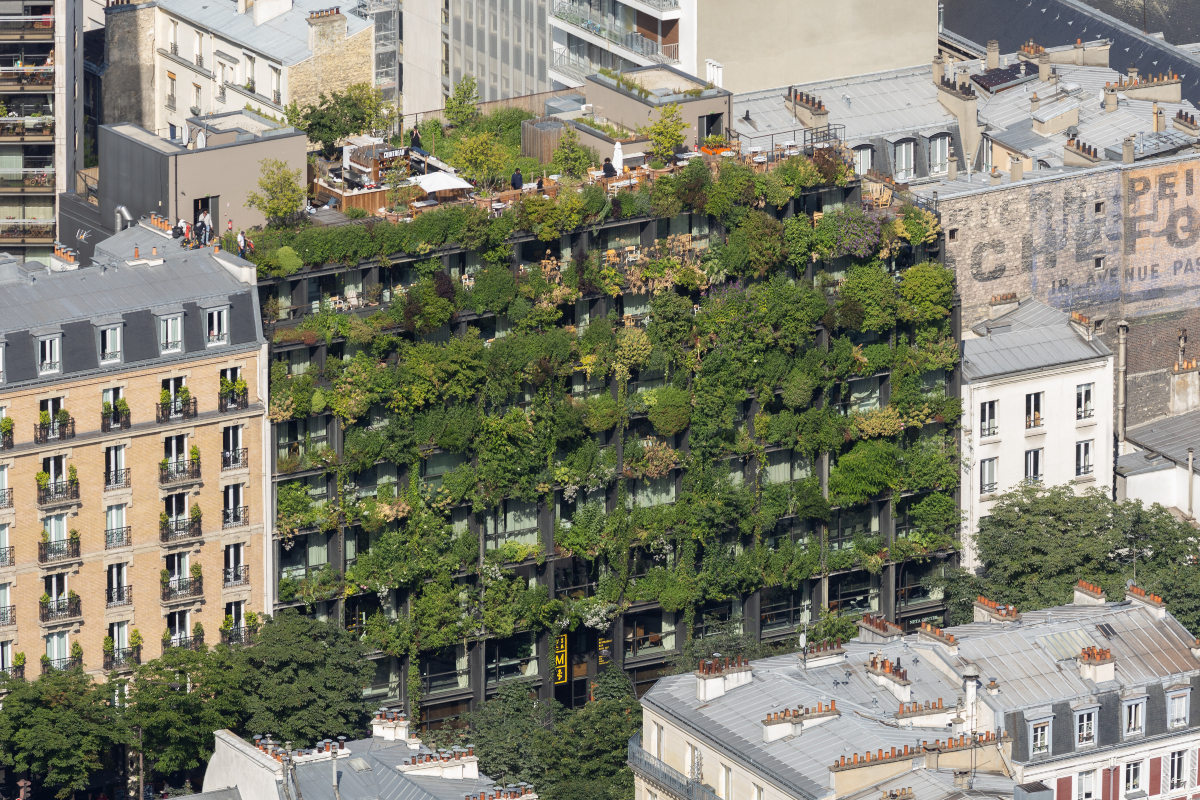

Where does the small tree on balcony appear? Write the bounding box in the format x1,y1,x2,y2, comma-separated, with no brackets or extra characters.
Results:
245,158,305,228
115,397,130,417
55,408,70,427
637,102,687,166
444,75,479,129
192,621,204,640
129,629,143,648
0,416,12,438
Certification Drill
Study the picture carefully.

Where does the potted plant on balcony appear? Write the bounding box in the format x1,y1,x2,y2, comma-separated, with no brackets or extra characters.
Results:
245,610,260,631
159,511,169,530
38,410,50,427
159,457,170,474
38,592,50,605
102,400,112,420
161,628,172,646
159,388,171,406
130,629,143,649
12,651,24,669
55,407,70,428
189,443,201,463
35,471,49,491
102,635,114,656
67,589,79,605
192,621,205,642
178,385,192,406
220,614,234,634
69,641,82,664
189,562,202,581
190,502,202,522
0,415,13,440
67,464,77,486
68,528,79,544
160,569,170,590
39,654,49,668
115,397,130,419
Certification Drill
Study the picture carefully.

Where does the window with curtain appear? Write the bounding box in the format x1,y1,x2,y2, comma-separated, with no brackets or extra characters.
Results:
307,531,329,570
849,376,880,412
854,146,873,175
929,136,950,173
633,475,675,506
893,140,914,181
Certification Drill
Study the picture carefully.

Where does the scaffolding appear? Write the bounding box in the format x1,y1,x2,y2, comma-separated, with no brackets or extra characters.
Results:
355,0,401,109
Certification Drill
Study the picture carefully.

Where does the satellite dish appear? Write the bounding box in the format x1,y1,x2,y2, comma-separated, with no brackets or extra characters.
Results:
182,124,190,144
196,130,207,149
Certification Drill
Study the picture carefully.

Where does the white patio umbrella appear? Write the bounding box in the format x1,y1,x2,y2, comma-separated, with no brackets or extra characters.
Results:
613,140,624,173
413,171,474,193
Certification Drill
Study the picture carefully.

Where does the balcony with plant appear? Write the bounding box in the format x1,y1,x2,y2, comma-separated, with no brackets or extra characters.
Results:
36,465,79,506
162,621,205,650
101,397,131,432
160,503,203,542
161,563,203,602
0,415,12,449
157,386,196,423
219,376,249,412
38,527,80,563
220,611,260,645
102,633,141,671
34,408,73,444
160,444,201,486
39,590,81,623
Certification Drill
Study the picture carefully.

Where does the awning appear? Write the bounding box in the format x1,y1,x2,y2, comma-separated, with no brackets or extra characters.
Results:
414,172,474,193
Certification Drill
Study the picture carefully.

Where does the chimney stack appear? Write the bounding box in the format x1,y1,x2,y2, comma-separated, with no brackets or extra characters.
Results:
1038,53,1052,82
1010,155,1023,182
1153,102,1162,133
947,153,958,181
932,54,945,85
989,167,1002,186
986,40,1000,71
1104,83,1117,113
1030,92,1040,112
1123,135,1135,164
1128,63,1139,79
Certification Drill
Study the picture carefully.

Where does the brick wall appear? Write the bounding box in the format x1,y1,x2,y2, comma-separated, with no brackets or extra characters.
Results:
287,15,374,112
942,151,1200,427
0,349,267,676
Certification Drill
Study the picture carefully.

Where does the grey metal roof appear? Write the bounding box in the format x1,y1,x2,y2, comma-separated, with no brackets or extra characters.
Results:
641,602,1200,800
175,790,243,800
1126,408,1200,470
1115,450,1176,477
294,737,495,800
129,0,372,67
730,66,960,143
0,239,251,336
962,300,1111,380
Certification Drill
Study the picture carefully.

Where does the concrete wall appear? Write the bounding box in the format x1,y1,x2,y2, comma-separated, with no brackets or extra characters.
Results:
584,77,731,152
404,0,446,115
940,151,1200,429
286,14,375,111
690,0,936,94
101,4,158,130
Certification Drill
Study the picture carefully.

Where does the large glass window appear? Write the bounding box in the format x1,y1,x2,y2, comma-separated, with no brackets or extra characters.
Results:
420,645,469,695
1025,448,1043,482
760,586,810,634
624,608,675,659
980,400,997,436
1077,383,1094,419
1075,441,1093,476
894,140,914,181
485,632,538,684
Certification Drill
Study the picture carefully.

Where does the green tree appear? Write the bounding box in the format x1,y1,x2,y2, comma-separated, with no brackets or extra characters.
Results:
0,668,129,799
239,611,375,746
445,75,480,128
245,158,305,227
537,669,642,800
288,84,386,154
550,126,598,178
452,131,507,191
129,645,246,777
637,102,687,165
932,483,1200,629
469,679,556,785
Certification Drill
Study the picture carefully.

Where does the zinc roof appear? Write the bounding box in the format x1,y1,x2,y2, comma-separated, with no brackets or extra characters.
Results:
1126,407,1200,471
962,300,1111,380
293,737,496,800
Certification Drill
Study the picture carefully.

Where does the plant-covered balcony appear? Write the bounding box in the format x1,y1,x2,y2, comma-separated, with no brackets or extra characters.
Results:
157,387,197,423
219,376,249,412
34,409,73,444
160,506,203,542
39,592,80,623
101,398,131,432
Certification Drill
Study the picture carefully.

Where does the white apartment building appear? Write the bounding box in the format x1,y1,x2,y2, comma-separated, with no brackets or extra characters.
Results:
632,587,1200,800
960,299,1113,571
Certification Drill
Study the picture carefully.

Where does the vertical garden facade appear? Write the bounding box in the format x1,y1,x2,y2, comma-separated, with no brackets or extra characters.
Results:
252,156,960,730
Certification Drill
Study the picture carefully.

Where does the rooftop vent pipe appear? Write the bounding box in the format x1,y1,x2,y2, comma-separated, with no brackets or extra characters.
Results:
115,205,133,233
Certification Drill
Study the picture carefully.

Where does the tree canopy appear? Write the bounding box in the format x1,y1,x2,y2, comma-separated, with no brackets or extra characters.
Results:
933,483,1200,630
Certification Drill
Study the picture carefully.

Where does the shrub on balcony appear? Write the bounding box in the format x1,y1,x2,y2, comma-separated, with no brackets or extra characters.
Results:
192,622,204,640
130,629,143,648
189,563,202,580
102,636,114,656
0,417,11,438
189,503,202,521
35,471,49,490
55,408,70,427
116,397,130,417
161,628,172,644
12,651,23,667
38,410,50,426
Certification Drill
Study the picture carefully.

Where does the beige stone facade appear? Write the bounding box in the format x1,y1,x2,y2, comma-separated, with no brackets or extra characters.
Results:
0,335,268,676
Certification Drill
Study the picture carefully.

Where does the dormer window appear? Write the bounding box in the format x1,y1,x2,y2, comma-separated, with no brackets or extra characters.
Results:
100,326,122,364
159,315,182,353
207,308,229,346
894,140,914,182
929,135,950,174
38,335,60,374
1169,690,1190,729
1031,722,1049,754
1124,699,1144,737
854,146,873,175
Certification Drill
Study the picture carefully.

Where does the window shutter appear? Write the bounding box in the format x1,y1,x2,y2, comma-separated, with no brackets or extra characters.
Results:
1058,777,1073,800
1103,767,1113,800
1151,756,1162,795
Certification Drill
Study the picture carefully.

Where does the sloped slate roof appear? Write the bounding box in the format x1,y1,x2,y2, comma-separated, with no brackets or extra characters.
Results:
963,300,1111,379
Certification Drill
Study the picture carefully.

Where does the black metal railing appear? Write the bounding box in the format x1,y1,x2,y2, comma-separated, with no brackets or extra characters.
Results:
222,448,248,469
219,389,248,412
627,735,719,800
37,480,79,506
34,418,74,443
0,605,14,626
0,430,10,449
163,633,204,650
221,625,257,645
159,459,201,486
222,506,249,528
224,564,250,587
105,468,131,490
42,656,82,674
38,538,79,563
160,517,202,542
103,645,141,671
981,481,997,494
421,667,471,696
161,576,203,602
0,546,12,567
1,664,23,680
39,596,81,622
107,584,133,607
105,526,132,549
101,413,131,432
156,398,197,423
0,487,11,508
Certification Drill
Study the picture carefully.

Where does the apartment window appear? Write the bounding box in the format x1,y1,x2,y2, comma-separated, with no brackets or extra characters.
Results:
0,640,10,671
1078,771,1094,800
981,136,993,172
1031,722,1049,755
1124,700,1144,737
166,610,189,644
167,73,177,102
754,786,764,800
223,483,245,527
894,140,914,182
719,764,732,800
854,146,873,175
1124,762,1140,791
195,30,204,60
224,543,245,585
1077,383,1094,419
1024,449,1043,482
1169,692,1190,728
106,504,127,548
1075,710,1095,745
1025,392,1043,428
38,335,60,374
654,722,663,760
100,326,122,363
192,83,201,109
685,742,700,780
104,445,126,488
206,308,229,345
106,562,128,606
980,457,997,494
245,54,256,87
1075,441,1093,476
1094,256,1104,271
1095,201,1105,215
948,228,958,242
1170,750,1186,790
929,135,950,174
980,400,997,436
45,630,67,663
159,315,182,353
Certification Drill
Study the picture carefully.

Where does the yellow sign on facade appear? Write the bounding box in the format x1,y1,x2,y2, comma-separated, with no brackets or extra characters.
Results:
554,634,568,684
